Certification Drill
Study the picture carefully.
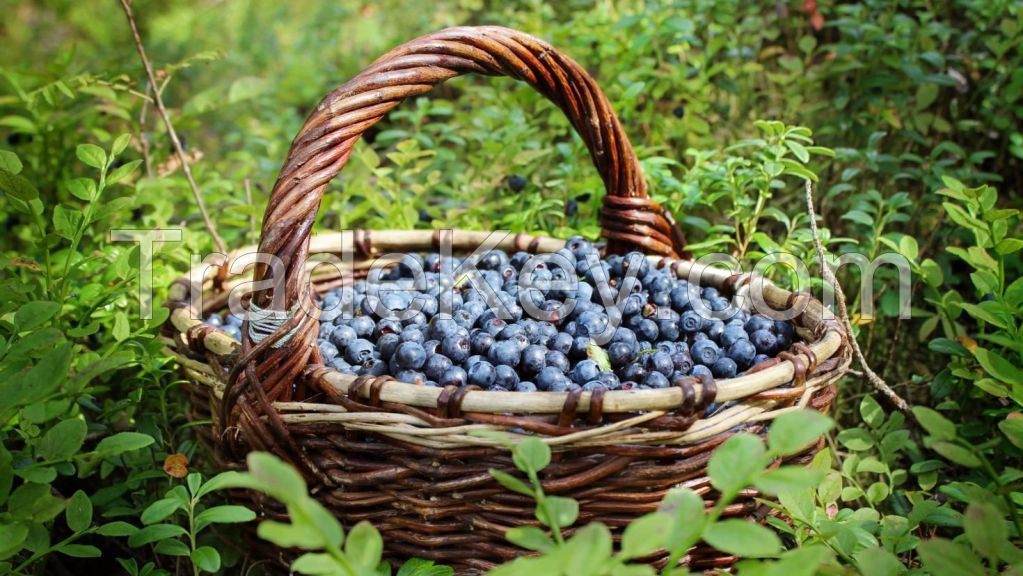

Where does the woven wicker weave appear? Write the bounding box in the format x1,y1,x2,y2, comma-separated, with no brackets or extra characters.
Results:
163,26,850,574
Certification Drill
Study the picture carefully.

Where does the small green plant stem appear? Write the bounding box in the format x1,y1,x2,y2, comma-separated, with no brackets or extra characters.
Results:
973,446,1023,539
55,168,104,327
11,527,95,575
526,467,565,546
187,496,200,576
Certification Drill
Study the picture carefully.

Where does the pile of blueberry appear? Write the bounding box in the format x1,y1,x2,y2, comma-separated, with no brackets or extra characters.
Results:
205,237,795,393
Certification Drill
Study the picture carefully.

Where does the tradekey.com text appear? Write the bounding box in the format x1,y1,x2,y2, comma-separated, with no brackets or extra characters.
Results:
111,229,912,341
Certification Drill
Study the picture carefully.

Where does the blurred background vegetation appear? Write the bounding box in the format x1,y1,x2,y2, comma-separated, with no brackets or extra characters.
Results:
1,0,1021,574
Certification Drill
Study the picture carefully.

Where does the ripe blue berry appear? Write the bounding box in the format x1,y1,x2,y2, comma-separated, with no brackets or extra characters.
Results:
690,339,719,366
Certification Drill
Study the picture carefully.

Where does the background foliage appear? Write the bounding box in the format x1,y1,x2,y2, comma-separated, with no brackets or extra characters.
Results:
0,0,1021,574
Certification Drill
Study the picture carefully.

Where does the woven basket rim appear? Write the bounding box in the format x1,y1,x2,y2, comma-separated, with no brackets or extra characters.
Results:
165,228,847,417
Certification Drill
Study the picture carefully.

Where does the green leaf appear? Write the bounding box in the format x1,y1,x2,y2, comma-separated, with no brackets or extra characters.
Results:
957,303,1008,329
964,502,1007,562
999,415,1023,449
537,496,578,528
505,526,554,552
916,83,939,111
191,546,221,573
15,301,60,331
0,169,40,203
76,144,106,169
754,466,825,496
587,339,611,372
784,140,810,163
195,470,249,499
620,512,671,559
141,498,183,525
38,419,87,461
512,438,551,474
256,519,319,549
912,407,956,441
292,552,341,575
345,521,384,569
65,178,97,201
563,523,613,575
854,546,905,576
917,538,986,576
0,523,29,560
489,470,533,497
703,519,781,558
397,558,454,576
194,505,255,532
55,544,101,558
95,521,138,537
0,149,22,174
768,410,833,456
929,441,980,468
112,134,132,157
108,159,142,185
709,433,766,493
860,396,885,428
153,538,190,557
65,490,92,532
245,451,307,502
128,523,187,547
658,488,706,557
94,432,155,457
973,348,1023,385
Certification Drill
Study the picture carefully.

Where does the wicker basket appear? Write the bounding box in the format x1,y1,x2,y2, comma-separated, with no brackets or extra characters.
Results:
163,26,850,574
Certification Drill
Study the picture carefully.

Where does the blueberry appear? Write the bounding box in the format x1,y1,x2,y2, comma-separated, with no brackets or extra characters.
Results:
690,364,713,380
620,362,647,382
205,314,223,327
439,366,468,387
707,320,725,342
582,381,605,392
377,333,401,360
647,351,675,376
521,345,547,375
745,314,774,334
424,354,453,381
672,105,685,118
608,342,635,368
752,354,771,366
596,371,620,390
711,357,738,378
671,352,693,374
635,319,659,342
487,339,521,367
727,339,757,370
318,340,339,359
644,371,670,389
690,339,719,366
545,350,571,373
395,369,427,385
441,334,471,364
399,326,425,344
569,336,591,359
515,381,538,392
750,329,778,355
345,339,375,364
470,331,495,355
657,318,680,341
680,310,703,333
774,319,795,341
467,361,497,389
507,174,527,192
350,316,375,338
537,366,568,391
494,364,520,388
329,325,358,349
572,359,601,383
720,326,749,347
393,341,427,370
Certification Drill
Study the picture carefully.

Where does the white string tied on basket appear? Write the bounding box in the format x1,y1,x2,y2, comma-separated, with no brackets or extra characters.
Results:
247,301,301,348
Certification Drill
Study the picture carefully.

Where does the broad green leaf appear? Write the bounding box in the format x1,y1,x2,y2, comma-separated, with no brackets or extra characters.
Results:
0,149,22,174
0,523,29,560
95,521,138,537
111,134,132,157
963,502,1007,562
768,410,833,455
38,419,87,461
659,488,706,556
154,538,190,557
246,452,307,502
15,301,60,331
396,558,454,576
0,169,39,203
929,441,980,468
194,505,255,532
257,519,319,549
999,414,1023,449
709,433,765,493
537,496,578,528
94,432,155,457
65,490,92,532
489,470,533,497
512,438,551,474
65,178,96,201
703,519,781,558
195,470,250,499
128,523,187,547
860,396,884,428
107,159,142,185
76,144,106,169
55,544,101,558
563,523,613,575
754,466,825,496
345,521,383,569
972,348,1023,385
620,512,671,559
292,552,341,575
141,498,183,525
917,538,985,576
505,526,554,552
191,546,221,573
854,546,905,576
912,407,956,441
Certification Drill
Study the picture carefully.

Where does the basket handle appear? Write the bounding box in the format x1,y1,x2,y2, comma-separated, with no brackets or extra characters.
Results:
252,26,686,312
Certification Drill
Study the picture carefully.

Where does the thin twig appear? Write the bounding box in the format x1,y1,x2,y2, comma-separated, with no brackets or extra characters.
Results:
243,178,257,243
804,179,911,414
119,0,228,255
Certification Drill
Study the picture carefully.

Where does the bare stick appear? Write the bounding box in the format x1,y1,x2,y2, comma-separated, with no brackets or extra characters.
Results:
804,179,911,414
119,0,228,255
